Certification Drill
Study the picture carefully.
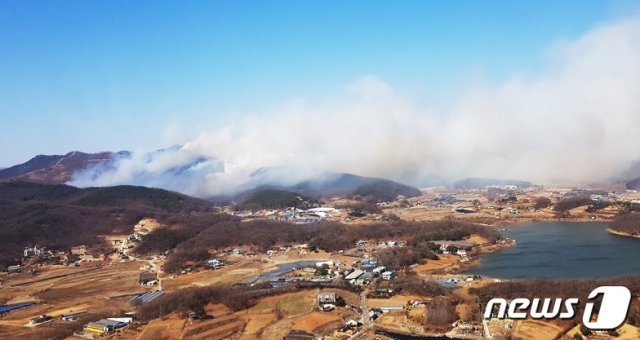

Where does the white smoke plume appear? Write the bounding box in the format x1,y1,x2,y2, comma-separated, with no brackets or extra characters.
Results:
70,15,640,197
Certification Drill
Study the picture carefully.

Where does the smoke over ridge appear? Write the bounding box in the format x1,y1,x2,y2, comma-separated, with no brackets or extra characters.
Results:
70,15,640,197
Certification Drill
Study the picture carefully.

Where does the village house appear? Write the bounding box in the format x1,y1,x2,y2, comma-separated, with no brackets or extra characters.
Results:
61,310,87,321
23,246,46,257
7,265,21,273
372,266,386,274
138,272,157,285
381,270,395,280
345,269,364,280
315,260,335,268
207,259,223,268
360,258,376,270
70,245,87,256
317,292,337,305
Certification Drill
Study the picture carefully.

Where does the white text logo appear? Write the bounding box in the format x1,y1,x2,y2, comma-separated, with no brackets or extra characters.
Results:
483,286,631,330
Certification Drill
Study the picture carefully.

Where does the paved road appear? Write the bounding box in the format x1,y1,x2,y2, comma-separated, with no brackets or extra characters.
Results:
349,281,374,339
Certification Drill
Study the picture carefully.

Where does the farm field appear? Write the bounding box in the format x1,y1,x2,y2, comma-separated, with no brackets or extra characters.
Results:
0,261,151,339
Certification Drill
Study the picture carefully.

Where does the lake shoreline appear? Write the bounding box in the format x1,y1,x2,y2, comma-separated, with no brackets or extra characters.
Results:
462,221,640,279
607,228,640,239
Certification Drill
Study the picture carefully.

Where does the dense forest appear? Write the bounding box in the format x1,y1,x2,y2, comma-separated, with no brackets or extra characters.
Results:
0,181,212,267
137,216,500,273
609,211,640,235
236,188,313,210
286,172,422,201
553,196,592,212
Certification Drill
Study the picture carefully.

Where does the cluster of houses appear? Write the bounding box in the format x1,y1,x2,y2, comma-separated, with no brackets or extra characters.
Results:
433,240,472,259
355,239,404,250
24,310,135,338
8,244,100,272
107,219,163,260
21,245,63,262
109,232,144,256
232,207,342,223
342,259,396,286
23,246,48,258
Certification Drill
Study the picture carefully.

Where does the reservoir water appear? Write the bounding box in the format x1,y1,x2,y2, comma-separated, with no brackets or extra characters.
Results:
465,221,640,279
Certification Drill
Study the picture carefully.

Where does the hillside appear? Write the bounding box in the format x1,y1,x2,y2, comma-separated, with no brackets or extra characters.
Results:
610,211,640,236
238,170,422,202
293,173,421,201
627,177,640,190
0,151,128,184
0,181,212,267
2,151,421,202
238,188,313,209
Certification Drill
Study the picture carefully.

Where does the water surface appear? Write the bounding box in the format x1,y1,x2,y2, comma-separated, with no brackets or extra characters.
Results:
466,222,640,279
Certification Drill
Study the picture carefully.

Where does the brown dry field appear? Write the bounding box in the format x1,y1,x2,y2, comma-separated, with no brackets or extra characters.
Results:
182,314,245,339
291,311,342,333
511,319,565,340
134,303,240,340
237,313,277,336
377,312,408,327
249,290,316,317
161,260,273,290
412,254,460,277
232,289,357,339
137,316,186,340
562,323,640,340
0,260,152,339
373,306,431,337
368,293,424,308
161,250,355,291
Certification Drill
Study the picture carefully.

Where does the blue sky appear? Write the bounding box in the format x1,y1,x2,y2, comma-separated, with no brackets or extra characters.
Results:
0,0,638,167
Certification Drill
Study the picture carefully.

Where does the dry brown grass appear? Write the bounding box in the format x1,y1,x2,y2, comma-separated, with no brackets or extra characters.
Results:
0,261,145,331
512,319,564,340
137,316,186,340
412,254,460,276
291,311,342,333
368,294,422,308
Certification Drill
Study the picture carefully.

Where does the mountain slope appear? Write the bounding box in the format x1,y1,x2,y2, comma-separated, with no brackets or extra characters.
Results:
238,188,313,209
0,181,212,268
627,177,640,190
0,151,128,184
292,173,422,201
227,170,422,203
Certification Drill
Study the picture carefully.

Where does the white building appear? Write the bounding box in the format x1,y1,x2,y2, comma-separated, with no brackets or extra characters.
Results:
345,269,364,280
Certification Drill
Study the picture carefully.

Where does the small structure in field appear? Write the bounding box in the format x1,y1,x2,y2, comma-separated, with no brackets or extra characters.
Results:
317,292,337,305
139,272,157,285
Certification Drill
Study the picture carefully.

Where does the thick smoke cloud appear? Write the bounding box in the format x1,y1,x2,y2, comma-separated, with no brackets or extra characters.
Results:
70,15,640,197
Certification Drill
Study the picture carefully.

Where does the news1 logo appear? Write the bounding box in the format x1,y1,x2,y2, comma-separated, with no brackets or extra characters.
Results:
484,286,632,330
